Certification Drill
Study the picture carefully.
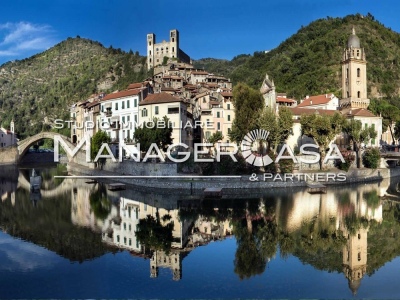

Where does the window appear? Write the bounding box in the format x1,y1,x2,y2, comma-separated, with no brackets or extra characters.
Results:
357,68,360,77
172,47,175,52
205,131,211,139
101,105,104,112
127,100,130,108
117,235,120,243
217,122,221,130
155,106,159,115
227,104,230,110
346,68,349,79
228,115,231,121
358,252,361,261
123,223,126,230
168,107,179,114
134,115,138,123
124,237,127,245
357,91,361,98
122,116,125,124
358,233,361,239
371,124,376,144
122,101,125,109
129,239,132,246
228,128,231,134
134,99,137,107
142,108,148,117
217,112,220,118
115,102,118,110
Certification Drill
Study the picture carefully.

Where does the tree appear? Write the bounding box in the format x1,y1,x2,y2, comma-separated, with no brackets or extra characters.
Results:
343,119,377,168
91,131,111,161
369,99,400,144
229,83,264,143
257,107,278,152
133,116,173,153
300,112,344,169
208,131,224,154
135,211,174,252
276,107,294,151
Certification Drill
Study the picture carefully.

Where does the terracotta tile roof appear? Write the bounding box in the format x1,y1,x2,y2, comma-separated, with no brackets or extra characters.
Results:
210,101,221,106
86,100,100,108
140,92,182,106
195,92,209,99
191,71,209,75
221,92,233,97
161,87,177,91
276,96,296,103
183,84,196,90
102,89,143,101
289,107,338,116
127,82,145,90
297,94,335,107
345,108,377,117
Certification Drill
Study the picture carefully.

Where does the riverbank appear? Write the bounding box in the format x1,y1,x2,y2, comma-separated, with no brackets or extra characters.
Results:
66,162,400,190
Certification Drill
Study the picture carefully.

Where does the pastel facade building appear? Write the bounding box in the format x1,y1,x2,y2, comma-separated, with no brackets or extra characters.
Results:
138,92,193,147
0,120,17,148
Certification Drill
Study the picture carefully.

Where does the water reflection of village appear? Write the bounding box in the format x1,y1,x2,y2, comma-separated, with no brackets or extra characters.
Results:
1,168,399,295
68,177,391,294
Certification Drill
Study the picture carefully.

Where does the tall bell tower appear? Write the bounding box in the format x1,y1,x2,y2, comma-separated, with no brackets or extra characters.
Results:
340,27,369,109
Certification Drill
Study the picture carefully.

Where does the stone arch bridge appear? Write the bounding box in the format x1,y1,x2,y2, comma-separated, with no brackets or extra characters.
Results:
0,132,75,164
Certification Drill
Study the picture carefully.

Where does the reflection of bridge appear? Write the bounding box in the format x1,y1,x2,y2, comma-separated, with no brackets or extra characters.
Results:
0,132,74,164
17,173,92,198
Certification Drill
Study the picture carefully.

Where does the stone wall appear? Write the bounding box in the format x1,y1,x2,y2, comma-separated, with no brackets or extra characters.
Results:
68,161,400,191
99,160,178,176
0,146,18,165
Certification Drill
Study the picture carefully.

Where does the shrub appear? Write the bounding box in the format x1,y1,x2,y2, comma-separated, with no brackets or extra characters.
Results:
362,147,381,169
336,150,355,171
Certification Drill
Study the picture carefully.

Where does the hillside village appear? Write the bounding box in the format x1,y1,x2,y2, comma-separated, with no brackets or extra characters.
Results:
65,28,393,162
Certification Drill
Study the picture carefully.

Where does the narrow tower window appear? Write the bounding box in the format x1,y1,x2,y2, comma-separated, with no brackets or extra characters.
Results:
357,91,361,98
357,68,360,77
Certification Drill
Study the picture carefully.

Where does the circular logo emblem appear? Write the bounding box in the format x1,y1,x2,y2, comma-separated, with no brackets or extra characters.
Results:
241,129,273,166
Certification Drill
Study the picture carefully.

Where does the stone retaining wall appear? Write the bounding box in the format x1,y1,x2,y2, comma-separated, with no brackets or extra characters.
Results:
99,160,178,176
67,161,400,190
0,146,18,165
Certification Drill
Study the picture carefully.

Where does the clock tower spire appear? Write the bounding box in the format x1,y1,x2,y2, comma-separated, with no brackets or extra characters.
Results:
340,27,369,109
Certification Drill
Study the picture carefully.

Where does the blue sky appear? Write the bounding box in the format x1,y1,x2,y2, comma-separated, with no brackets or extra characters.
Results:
0,0,399,65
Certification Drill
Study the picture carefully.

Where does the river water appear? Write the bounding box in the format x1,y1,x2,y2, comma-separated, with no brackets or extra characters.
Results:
1,164,400,299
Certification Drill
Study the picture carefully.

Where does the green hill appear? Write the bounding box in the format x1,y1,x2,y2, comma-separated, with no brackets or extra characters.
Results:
0,37,151,138
194,13,400,101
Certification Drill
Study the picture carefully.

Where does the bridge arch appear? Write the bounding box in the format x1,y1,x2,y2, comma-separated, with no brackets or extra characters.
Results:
17,132,75,163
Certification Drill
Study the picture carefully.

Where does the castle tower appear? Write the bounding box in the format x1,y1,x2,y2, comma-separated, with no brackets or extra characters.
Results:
169,29,179,59
149,250,182,280
340,27,369,109
147,33,155,70
146,29,190,70
342,226,368,296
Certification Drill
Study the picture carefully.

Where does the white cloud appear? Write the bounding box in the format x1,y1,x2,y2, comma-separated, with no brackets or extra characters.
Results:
0,21,56,60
